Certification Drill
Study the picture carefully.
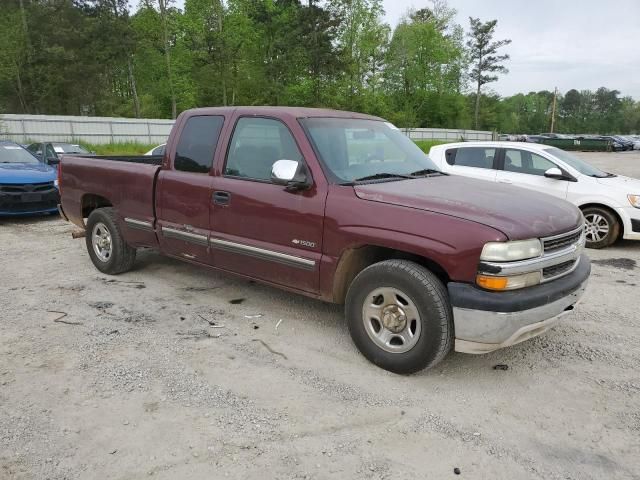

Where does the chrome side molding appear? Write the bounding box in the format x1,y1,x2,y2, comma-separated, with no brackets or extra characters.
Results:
124,217,153,231
161,226,208,246
210,238,315,271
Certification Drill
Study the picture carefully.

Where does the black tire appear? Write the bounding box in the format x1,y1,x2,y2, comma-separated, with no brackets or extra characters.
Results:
582,206,620,249
345,260,453,374
85,207,136,274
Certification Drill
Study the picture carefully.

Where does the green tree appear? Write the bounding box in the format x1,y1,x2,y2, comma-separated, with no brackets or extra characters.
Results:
385,5,466,127
466,17,511,129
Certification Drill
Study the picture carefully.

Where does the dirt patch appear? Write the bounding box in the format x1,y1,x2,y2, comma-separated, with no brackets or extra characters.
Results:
591,258,636,270
1,205,640,479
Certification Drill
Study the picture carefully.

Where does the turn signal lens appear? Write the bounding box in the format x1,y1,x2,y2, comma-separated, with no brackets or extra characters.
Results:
476,272,541,291
627,194,640,209
476,275,508,290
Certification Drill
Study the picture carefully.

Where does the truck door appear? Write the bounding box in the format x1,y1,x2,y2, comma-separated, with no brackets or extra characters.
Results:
156,115,225,265
209,116,326,294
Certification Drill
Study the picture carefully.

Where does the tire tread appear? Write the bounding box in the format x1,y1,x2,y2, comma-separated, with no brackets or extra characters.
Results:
346,259,453,373
85,207,136,274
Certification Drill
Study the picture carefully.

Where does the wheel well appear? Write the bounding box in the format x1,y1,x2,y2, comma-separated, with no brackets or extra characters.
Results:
82,194,112,220
332,245,450,304
579,203,624,239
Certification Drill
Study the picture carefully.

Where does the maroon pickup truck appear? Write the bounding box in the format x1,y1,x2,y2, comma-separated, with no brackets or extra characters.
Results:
58,107,590,373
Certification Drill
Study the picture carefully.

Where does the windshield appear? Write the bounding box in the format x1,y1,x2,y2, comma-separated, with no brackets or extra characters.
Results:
301,118,439,183
0,143,40,164
543,147,609,177
54,143,90,154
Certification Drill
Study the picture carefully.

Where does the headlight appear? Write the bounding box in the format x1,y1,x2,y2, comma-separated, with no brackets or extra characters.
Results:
627,194,640,208
480,239,542,262
54,179,59,188
476,271,541,291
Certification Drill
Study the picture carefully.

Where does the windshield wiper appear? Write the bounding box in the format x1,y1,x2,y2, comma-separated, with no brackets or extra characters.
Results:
409,168,446,177
353,173,414,182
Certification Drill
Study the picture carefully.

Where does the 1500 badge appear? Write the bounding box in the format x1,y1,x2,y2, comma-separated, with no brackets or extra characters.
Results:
292,239,316,248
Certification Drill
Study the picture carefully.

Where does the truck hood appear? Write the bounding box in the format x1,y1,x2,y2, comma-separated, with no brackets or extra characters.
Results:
354,175,582,239
0,162,57,184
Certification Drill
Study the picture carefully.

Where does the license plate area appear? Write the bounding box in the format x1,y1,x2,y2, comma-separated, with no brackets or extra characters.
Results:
21,193,42,202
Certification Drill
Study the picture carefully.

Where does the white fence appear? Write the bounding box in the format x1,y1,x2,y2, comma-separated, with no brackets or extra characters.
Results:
403,128,495,142
0,114,174,144
0,114,495,145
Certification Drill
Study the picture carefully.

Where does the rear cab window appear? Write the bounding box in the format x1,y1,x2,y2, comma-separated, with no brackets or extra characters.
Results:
174,115,225,173
445,147,497,169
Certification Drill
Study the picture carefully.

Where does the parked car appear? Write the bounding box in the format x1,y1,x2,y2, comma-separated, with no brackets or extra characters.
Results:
618,136,640,150
597,136,631,151
144,143,166,156
26,142,93,166
58,107,589,374
429,141,640,248
539,133,573,139
0,140,60,216
525,135,548,143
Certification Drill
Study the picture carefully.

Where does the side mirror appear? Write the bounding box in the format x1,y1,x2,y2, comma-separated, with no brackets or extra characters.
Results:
46,157,60,165
271,159,311,191
544,167,565,180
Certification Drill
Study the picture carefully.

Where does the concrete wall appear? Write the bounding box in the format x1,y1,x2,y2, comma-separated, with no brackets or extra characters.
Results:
0,114,495,145
403,128,495,142
0,114,174,145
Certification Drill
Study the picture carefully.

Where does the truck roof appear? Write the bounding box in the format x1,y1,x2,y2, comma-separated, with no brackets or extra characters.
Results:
183,106,384,121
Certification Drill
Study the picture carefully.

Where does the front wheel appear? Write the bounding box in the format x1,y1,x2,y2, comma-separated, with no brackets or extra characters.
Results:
582,206,620,249
85,207,136,274
345,260,453,374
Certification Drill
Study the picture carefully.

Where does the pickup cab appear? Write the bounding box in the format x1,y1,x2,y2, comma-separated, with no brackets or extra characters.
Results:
58,107,590,374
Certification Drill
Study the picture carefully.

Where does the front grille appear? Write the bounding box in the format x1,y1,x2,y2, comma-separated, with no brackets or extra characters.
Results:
543,259,577,279
0,182,55,193
543,227,583,253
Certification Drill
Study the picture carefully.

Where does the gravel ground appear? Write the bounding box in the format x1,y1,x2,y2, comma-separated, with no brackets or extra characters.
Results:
1,152,639,480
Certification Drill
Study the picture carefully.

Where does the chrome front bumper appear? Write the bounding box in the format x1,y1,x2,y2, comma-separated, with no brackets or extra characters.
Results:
453,279,587,354
449,253,590,354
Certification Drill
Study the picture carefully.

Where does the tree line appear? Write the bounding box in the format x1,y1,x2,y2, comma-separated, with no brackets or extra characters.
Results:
1,0,638,134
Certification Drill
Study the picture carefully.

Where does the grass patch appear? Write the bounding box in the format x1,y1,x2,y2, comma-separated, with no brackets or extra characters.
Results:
413,140,451,154
80,141,157,156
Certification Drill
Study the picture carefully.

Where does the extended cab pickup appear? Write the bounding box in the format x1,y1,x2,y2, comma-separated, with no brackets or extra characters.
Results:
58,107,590,373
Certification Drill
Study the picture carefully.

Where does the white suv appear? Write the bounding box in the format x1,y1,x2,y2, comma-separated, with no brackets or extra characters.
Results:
429,142,640,248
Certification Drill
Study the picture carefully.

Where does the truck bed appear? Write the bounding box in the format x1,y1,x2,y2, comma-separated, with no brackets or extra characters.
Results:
86,155,164,165
59,154,161,249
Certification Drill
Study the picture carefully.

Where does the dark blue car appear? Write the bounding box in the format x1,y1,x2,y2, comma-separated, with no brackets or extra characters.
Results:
0,140,60,216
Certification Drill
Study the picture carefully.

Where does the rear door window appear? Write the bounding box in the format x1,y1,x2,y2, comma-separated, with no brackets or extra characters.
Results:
445,147,496,169
174,116,225,173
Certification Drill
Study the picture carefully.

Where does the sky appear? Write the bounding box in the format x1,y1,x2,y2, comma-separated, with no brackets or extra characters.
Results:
153,0,640,99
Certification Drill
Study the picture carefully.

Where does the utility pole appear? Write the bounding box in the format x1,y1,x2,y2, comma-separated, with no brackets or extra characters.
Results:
550,87,558,133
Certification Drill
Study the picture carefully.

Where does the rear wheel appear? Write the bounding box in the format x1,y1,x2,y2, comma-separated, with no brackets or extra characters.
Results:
345,260,453,374
582,206,619,249
85,207,136,274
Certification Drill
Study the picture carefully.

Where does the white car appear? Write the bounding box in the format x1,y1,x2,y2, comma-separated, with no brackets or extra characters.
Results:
429,141,640,248
144,143,166,156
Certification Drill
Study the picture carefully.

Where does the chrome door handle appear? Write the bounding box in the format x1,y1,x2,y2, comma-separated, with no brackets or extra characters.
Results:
213,191,230,205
